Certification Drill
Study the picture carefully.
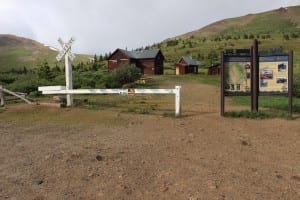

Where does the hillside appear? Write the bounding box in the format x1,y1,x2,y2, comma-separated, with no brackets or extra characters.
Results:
0,34,90,72
155,5,300,73
178,6,300,38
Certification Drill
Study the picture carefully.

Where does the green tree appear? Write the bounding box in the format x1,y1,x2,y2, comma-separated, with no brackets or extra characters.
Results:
51,64,62,77
37,60,53,80
207,50,218,66
283,34,290,40
94,54,98,63
99,54,104,61
91,54,99,71
23,66,28,74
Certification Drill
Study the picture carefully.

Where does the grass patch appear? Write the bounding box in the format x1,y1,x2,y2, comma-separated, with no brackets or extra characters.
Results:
149,74,220,87
224,110,292,119
77,95,130,110
173,74,220,86
74,94,170,116
125,106,137,113
0,107,5,113
123,106,150,115
138,107,151,114
123,104,157,115
230,95,300,113
162,111,177,118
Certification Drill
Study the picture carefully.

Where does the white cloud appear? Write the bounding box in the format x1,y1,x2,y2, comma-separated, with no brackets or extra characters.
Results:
0,0,299,54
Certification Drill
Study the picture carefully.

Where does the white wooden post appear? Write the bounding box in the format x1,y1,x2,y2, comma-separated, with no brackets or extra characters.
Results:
175,85,181,117
56,37,75,107
0,85,4,106
65,54,73,106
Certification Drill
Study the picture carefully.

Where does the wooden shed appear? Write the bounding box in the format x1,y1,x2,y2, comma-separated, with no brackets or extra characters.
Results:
107,49,164,75
175,56,199,75
208,63,221,75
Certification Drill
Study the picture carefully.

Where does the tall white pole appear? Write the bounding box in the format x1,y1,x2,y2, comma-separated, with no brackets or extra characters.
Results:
175,85,181,117
65,54,73,106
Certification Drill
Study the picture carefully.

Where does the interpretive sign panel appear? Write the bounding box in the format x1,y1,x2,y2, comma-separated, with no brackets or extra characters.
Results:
259,55,289,93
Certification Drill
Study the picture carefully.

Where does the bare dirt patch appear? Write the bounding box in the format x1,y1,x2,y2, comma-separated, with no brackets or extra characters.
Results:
0,81,299,199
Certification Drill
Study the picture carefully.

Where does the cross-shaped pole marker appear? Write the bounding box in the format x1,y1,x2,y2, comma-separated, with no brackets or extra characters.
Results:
56,37,76,106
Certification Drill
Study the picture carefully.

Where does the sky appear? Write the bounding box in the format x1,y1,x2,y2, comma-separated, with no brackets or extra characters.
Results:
1,0,300,55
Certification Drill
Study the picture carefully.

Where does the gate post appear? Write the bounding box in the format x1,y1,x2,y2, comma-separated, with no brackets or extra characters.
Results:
65,55,73,106
0,85,4,106
175,86,181,117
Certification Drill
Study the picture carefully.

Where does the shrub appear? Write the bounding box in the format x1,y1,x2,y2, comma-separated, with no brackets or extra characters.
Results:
8,74,40,94
166,40,179,47
0,73,16,84
106,64,141,88
72,71,109,89
294,74,300,98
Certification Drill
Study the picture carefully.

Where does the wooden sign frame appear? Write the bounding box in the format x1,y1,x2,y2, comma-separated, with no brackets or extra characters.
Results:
221,39,293,116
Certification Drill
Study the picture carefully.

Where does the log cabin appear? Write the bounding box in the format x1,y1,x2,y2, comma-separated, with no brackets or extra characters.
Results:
107,49,164,75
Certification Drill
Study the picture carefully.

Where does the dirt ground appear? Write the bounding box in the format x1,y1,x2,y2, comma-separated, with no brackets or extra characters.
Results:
0,81,300,200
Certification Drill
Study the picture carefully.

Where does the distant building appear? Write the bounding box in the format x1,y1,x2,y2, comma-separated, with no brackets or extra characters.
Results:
208,63,221,75
175,56,199,75
107,49,164,75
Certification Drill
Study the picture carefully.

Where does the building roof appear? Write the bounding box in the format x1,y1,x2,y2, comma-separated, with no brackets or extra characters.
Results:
119,49,162,59
178,56,200,66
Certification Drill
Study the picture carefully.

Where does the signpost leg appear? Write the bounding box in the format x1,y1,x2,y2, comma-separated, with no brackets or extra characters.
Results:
221,52,225,116
65,55,73,106
288,51,293,116
175,86,181,117
0,85,4,106
251,39,259,112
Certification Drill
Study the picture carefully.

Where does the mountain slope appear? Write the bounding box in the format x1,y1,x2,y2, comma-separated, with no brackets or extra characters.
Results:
178,6,300,39
0,34,90,72
155,5,300,71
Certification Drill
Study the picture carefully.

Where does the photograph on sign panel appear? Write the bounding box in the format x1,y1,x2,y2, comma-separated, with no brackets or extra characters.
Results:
278,63,287,72
260,79,268,87
260,69,273,79
276,77,287,84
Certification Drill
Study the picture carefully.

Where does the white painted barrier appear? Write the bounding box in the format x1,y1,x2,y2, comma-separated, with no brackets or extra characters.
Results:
38,85,181,116
0,85,32,105
38,86,66,92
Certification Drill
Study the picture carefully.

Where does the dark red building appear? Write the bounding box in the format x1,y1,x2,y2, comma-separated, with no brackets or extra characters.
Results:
208,63,221,75
107,49,164,75
175,56,199,75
